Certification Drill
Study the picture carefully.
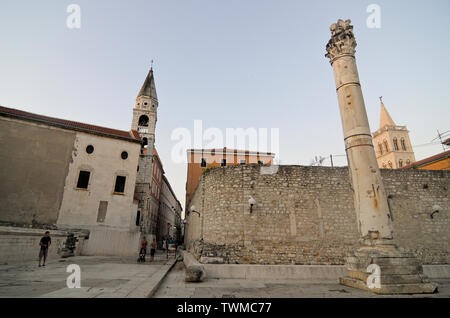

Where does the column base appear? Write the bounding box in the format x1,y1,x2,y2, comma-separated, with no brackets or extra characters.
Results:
339,245,438,294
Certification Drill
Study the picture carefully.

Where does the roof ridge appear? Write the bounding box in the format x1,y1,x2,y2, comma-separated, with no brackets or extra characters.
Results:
0,105,140,143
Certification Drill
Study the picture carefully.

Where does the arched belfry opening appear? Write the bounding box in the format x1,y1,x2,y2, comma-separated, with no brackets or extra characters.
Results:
138,115,149,127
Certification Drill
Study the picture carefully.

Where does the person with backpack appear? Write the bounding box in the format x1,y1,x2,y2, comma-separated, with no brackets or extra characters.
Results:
138,236,148,262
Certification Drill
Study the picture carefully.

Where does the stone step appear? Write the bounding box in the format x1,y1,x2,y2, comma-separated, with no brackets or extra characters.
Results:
347,264,422,275
371,257,421,267
348,270,427,284
347,256,421,268
354,250,415,259
339,276,438,294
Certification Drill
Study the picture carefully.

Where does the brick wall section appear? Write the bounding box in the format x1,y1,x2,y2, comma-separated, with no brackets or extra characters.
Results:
185,165,449,265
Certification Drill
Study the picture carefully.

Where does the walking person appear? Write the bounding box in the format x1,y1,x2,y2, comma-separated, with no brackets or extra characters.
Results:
150,239,156,261
162,238,167,259
138,236,148,262
39,231,51,267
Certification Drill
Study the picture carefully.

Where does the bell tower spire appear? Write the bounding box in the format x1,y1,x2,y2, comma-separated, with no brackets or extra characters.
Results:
371,97,416,169
131,67,159,153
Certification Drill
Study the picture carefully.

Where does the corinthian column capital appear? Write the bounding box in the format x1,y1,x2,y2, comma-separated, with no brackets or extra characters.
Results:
325,19,357,63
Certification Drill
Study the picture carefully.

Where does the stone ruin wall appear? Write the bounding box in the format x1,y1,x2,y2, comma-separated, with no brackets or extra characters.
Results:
185,165,449,265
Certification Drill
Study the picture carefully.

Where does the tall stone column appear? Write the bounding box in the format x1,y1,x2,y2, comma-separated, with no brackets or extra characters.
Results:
325,19,437,294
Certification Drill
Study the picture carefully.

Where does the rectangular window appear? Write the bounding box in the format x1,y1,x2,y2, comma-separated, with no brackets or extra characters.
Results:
114,175,126,193
76,171,90,189
240,159,246,165
221,159,226,166
201,158,207,167
97,201,108,223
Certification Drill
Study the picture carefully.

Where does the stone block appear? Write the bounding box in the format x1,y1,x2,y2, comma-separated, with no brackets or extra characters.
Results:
185,265,206,282
200,256,224,264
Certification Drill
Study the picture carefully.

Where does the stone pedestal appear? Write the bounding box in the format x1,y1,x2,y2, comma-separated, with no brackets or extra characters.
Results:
340,244,437,294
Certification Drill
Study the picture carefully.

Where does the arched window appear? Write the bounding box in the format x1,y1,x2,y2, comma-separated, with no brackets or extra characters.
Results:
388,161,393,169
398,159,403,168
378,143,383,155
138,115,149,127
401,138,406,151
393,138,399,151
383,140,389,153
406,159,411,165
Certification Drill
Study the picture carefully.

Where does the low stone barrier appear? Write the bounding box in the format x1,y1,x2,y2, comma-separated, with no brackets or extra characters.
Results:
202,264,450,281
181,250,205,282
0,226,69,264
203,264,347,280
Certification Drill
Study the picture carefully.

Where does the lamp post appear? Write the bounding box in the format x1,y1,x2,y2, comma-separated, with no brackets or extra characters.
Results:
248,196,256,213
183,216,187,248
189,205,202,242
166,222,171,259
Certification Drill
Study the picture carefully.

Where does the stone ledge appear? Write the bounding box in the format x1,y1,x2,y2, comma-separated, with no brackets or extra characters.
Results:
203,264,348,280
201,264,450,280
339,277,438,294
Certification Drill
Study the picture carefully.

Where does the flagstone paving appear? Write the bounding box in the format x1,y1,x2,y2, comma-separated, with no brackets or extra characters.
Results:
153,261,450,298
0,250,176,298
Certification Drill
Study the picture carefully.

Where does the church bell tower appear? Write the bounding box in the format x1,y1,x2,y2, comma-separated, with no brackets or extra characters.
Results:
372,97,416,169
132,67,159,237
131,67,158,157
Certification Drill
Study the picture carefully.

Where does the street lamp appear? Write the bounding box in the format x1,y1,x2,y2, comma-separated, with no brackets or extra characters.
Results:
431,204,441,219
189,205,201,216
167,222,171,259
248,196,256,213
188,205,203,242
182,219,187,247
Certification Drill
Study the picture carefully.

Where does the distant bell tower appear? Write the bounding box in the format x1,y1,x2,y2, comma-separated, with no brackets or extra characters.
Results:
372,97,415,169
132,67,159,238
131,67,158,154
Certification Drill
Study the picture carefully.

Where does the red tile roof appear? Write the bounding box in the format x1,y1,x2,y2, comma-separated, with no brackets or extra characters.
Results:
402,150,450,169
0,105,141,143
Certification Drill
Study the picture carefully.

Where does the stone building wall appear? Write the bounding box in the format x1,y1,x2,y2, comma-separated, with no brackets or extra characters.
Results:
0,117,75,227
185,165,449,265
56,131,140,231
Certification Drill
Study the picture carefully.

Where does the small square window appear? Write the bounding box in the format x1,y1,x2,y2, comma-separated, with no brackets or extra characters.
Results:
221,159,226,166
240,159,246,165
200,158,207,168
76,171,90,189
114,176,126,193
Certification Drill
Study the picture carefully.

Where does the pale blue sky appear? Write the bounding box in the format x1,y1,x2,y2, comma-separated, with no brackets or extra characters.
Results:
1,0,449,208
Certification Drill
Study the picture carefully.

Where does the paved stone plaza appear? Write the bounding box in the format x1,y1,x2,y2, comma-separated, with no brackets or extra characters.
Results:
1,253,449,298
154,262,450,298
0,251,176,298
